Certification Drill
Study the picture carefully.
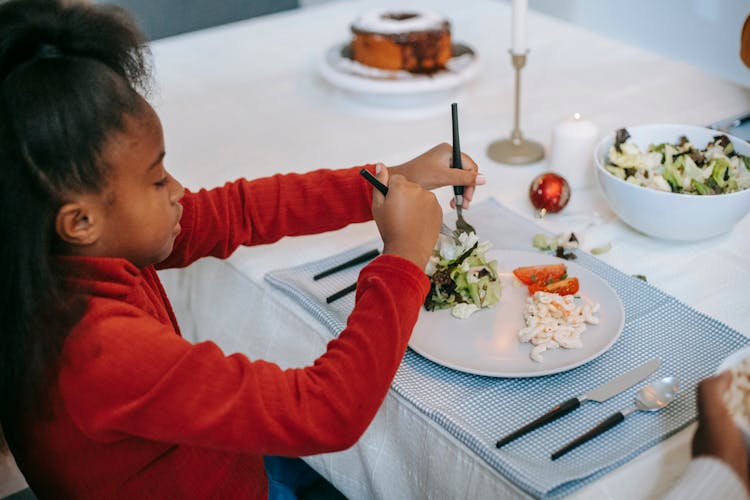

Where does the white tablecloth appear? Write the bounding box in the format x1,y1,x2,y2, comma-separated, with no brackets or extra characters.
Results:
152,0,750,498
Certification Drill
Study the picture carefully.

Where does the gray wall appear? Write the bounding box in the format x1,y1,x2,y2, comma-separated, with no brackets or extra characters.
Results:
529,0,750,88
95,0,298,39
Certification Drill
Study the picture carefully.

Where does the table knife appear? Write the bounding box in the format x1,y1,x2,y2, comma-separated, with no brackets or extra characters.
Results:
359,168,458,241
495,358,660,448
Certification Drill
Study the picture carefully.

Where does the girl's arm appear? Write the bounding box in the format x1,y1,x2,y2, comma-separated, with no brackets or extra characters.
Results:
158,144,483,270
60,255,429,454
157,165,376,269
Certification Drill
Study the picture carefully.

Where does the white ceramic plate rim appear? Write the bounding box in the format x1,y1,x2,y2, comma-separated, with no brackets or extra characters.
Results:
408,249,625,378
318,41,479,95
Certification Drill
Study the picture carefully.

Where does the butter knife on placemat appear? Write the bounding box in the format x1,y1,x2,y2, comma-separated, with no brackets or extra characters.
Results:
496,358,660,448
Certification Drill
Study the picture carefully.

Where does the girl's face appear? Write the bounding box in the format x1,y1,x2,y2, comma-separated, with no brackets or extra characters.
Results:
92,103,185,268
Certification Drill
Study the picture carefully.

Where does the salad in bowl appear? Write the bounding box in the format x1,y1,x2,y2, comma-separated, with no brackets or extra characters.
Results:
594,124,750,241
605,128,750,195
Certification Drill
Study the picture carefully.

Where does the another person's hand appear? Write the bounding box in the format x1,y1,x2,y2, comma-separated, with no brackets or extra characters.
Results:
388,143,484,209
371,165,441,269
693,371,750,491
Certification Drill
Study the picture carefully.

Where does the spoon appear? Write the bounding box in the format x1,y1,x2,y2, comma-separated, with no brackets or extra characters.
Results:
550,376,680,460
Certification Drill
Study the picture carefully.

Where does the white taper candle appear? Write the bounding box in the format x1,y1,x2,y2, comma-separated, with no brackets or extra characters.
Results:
511,0,528,54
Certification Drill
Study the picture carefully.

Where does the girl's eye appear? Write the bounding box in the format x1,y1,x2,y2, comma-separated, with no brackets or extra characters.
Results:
155,177,169,187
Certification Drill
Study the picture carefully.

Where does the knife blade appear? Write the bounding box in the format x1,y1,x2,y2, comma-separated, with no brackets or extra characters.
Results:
495,358,660,449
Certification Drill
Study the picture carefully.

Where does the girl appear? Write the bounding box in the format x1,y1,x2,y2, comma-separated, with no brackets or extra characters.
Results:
0,1,483,498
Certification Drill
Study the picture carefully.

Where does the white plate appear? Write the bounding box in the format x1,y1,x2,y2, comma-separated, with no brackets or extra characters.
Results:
318,41,479,110
408,250,625,378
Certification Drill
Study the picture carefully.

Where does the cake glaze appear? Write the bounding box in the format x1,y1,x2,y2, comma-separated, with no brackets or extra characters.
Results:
350,9,452,73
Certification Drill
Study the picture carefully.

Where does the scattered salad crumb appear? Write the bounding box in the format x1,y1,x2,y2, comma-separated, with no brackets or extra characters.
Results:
518,291,600,362
532,232,578,260
590,242,612,255
424,232,501,319
632,274,648,282
451,303,480,319
606,128,750,195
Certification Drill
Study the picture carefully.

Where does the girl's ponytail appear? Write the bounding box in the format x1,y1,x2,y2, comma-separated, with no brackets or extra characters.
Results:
0,0,151,445
0,0,150,89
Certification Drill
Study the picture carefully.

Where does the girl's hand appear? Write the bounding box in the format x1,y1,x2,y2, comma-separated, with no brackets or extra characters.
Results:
388,143,484,209
692,371,750,490
371,165,441,269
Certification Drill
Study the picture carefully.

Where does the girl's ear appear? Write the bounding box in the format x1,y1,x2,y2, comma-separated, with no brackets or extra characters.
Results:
55,202,101,246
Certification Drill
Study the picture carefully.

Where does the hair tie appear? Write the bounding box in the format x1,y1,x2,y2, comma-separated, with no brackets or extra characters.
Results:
35,43,63,59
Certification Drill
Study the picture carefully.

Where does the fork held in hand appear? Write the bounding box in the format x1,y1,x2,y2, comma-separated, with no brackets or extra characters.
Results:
450,103,476,236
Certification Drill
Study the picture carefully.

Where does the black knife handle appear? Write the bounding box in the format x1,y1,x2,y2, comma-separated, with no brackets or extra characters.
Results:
496,397,581,449
550,411,625,460
359,168,388,196
450,103,464,198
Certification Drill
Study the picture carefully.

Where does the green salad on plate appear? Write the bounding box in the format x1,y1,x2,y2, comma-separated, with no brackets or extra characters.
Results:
424,232,501,319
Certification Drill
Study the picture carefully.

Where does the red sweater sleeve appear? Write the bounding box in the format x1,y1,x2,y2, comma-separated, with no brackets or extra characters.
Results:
60,255,429,455
157,165,376,269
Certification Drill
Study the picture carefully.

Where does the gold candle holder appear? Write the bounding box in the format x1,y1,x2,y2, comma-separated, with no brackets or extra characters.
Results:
487,52,545,165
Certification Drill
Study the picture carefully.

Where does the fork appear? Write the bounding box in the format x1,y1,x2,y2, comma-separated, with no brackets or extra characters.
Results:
451,103,477,236
454,205,475,236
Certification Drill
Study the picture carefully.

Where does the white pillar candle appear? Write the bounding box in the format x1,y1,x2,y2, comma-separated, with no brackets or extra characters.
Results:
549,113,600,189
511,0,528,54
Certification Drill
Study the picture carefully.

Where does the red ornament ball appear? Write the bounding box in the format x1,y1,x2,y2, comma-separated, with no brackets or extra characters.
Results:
529,172,570,214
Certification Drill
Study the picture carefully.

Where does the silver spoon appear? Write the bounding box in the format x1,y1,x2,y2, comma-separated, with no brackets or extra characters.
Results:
551,376,680,460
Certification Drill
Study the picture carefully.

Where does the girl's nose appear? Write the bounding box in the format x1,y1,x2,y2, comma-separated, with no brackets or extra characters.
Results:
169,174,185,203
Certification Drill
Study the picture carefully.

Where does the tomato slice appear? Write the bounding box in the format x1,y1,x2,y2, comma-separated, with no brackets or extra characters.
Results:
528,277,579,296
512,264,567,286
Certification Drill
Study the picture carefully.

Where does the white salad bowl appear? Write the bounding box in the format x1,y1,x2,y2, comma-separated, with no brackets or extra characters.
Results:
594,124,750,241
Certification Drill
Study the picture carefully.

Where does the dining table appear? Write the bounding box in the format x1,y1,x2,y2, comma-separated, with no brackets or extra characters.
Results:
147,0,750,498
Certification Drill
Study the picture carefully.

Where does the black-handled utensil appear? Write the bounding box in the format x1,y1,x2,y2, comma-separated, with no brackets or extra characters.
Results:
495,358,660,449
326,283,357,304
551,376,679,460
451,102,464,206
496,398,582,448
450,103,476,235
314,249,380,280
360,168,388,196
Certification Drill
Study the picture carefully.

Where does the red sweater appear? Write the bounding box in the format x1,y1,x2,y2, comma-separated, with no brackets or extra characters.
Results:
10,166,430,499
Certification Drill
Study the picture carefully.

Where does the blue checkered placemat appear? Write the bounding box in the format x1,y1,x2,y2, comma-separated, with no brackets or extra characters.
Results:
264,198,749,498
